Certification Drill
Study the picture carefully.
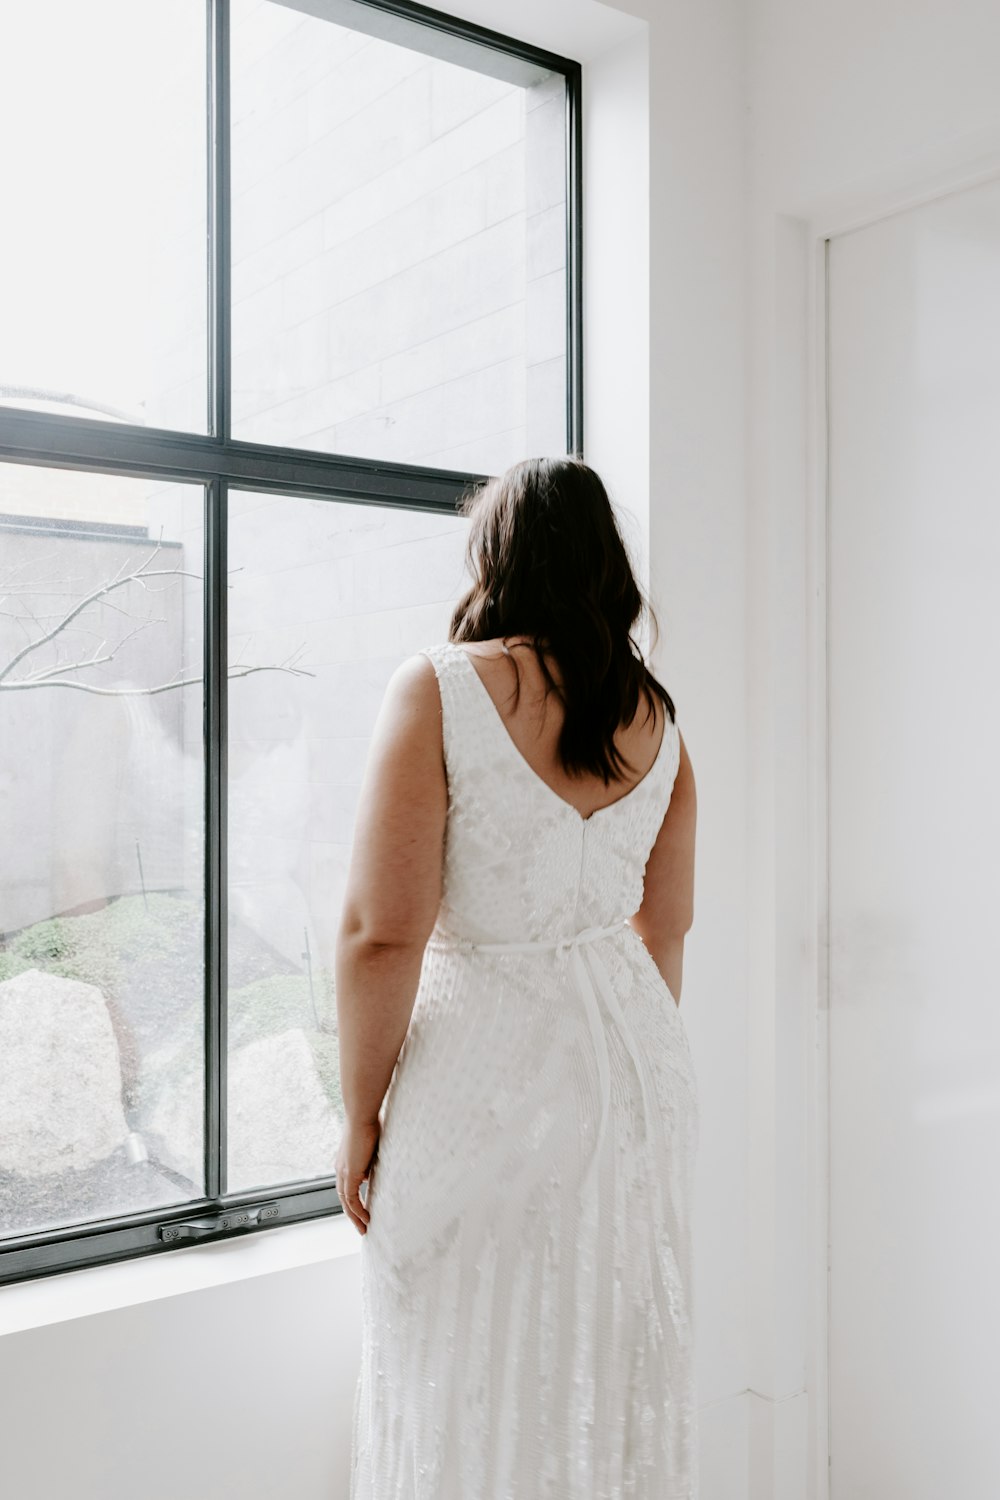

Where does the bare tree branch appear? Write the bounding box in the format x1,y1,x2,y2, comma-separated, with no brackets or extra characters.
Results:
17,617,165,683
0,532,310,698
0,529,203,683
0,663,316,695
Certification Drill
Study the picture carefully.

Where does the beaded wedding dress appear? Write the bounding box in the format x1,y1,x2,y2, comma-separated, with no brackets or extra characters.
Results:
350,641,700,1499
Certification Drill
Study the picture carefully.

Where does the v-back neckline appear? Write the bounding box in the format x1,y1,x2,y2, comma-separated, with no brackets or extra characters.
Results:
452,643,668,826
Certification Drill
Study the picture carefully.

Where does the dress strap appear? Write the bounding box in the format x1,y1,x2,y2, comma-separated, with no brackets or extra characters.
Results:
419,641,480,788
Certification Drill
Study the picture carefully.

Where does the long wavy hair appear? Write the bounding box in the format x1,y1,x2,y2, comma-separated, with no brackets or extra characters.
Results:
449,457,676,784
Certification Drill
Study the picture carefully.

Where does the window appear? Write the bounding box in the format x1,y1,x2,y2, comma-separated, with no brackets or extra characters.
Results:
0,0,581,1284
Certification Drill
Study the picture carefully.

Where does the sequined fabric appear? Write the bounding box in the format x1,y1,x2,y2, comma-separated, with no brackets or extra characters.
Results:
350,641,700,1499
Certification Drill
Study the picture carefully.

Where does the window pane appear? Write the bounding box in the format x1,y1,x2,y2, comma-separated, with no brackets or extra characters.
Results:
0,2,207,433
226,490,469,1193
230,0,568,472
0,465,205,1240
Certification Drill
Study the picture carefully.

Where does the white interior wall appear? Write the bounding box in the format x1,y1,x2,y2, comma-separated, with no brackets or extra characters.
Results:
641,11,750,1493
826,180,1000,1500
745,1,1000,1498
584,2,752,1490
0,1241,363,1500
0,2,755,1498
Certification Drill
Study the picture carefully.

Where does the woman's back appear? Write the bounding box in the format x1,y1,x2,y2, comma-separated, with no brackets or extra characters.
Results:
458,635,668,821
426,639,679,946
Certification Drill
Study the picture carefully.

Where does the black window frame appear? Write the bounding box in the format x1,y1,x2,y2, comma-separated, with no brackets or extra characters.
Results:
0,0,582,1285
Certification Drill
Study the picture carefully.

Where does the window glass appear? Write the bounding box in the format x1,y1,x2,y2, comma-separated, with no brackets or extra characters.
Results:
226,489,469,1191
0,464,205,1239
0,1,207,433
230,0,568,471
0,0,577,1278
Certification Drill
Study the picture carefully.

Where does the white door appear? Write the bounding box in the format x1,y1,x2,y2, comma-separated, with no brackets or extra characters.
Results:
827,177,1000,1500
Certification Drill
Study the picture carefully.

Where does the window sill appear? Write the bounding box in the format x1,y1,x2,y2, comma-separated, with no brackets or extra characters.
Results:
0,1212,360,1339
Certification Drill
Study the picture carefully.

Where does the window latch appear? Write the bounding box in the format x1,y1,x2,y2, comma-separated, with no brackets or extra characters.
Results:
159,1203,280,1242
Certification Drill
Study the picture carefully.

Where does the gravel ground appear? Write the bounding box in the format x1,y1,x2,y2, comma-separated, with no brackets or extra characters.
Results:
0,1141,197,1241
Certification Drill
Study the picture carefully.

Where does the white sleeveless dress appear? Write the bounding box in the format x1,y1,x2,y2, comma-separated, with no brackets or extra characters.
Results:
349,641,700,1500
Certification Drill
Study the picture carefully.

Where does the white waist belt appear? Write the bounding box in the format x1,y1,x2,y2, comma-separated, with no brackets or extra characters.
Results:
427,920,653,1192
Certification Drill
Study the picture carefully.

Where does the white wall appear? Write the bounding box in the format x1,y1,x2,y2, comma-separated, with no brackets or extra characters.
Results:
0,1225,363,1500
826,180,1000,1500
749,0,1000,216
745,1,1000,1497
0,3,755,1498
642,9,749,1493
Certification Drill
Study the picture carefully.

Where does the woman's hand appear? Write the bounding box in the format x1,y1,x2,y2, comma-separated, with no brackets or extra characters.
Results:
336,1117,380,1235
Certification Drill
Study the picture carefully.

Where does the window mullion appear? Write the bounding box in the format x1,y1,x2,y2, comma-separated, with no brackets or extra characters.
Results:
208,0,231,442
566,62,584,459
204,476,228,1200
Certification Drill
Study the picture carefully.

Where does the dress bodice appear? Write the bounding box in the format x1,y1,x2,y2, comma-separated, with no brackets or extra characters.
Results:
422,642,682,945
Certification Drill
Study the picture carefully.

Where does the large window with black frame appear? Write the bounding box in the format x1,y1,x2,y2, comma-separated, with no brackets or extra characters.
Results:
0,0,581,1283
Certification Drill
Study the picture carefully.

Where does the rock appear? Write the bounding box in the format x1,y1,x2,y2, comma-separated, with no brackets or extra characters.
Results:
147,1027,342,1190
228,1029,342,1190
146,1045,202,1186
0,967,129,1176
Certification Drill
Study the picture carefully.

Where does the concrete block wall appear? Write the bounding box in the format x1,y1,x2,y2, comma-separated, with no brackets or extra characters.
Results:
150,0,569,472
139,1,577,981
225,490,469,976
0,491,201,935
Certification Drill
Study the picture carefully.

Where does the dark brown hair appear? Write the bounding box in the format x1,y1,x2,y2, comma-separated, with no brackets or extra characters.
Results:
449,457,676,784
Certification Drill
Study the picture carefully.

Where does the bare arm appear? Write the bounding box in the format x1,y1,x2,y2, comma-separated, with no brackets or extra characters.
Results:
629,726,696,1005
335,654,447,1130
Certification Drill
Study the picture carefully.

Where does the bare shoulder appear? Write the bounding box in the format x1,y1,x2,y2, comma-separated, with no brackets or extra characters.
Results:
354,654,445,784
385,649,439,691
378,651,442,725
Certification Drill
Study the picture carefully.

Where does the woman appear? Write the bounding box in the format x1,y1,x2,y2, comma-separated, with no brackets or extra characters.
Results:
336,457,699,1499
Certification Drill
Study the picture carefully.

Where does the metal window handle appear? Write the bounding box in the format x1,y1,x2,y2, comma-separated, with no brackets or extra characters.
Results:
159,1203,280,1242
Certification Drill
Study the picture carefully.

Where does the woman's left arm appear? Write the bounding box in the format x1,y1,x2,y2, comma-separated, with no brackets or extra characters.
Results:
334,653,447,1234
